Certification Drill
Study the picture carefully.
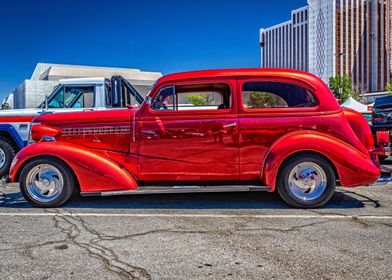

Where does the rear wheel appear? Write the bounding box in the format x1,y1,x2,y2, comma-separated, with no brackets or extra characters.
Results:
20,157,75,207
277,153,336,208
0,136,17,178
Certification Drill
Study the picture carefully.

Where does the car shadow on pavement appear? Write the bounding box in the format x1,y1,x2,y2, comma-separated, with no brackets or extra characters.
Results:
0,188,377,209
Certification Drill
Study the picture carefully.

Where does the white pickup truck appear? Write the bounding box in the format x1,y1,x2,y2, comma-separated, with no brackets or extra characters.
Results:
0,76,144,177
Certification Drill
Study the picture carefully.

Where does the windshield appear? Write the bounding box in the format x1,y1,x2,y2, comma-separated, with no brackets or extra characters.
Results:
38,85,95,109
36,84,61,108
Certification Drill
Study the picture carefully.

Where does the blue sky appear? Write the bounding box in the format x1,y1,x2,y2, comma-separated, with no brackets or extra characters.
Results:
0,0,307,100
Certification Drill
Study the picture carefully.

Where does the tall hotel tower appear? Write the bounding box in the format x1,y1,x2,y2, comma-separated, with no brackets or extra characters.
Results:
260,0,392,93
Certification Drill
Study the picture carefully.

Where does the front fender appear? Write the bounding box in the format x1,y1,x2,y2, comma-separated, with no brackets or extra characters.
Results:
0,124,26,149
10,141,138,192
262,131,380,190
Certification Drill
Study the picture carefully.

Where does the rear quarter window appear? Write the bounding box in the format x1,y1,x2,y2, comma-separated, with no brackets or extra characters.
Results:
242,81,318,109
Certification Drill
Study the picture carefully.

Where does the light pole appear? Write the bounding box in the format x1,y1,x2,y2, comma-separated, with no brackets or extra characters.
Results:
336,52,345,97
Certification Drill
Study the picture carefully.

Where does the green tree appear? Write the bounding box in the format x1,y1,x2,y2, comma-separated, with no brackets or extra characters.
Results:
186,95,207,106
186,93,214,106
328,75,359,102
386,81,392,95
248,91,286,108
1,103,9,110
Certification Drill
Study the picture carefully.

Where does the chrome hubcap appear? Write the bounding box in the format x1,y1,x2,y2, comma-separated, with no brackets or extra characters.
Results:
25,164,64,203
0,148,6,169
288,162,327,201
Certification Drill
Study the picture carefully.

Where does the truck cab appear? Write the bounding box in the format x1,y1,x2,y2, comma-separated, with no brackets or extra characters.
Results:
39,76,143,111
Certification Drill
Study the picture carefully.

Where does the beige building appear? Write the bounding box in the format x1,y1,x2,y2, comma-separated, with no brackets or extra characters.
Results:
8,63,162,109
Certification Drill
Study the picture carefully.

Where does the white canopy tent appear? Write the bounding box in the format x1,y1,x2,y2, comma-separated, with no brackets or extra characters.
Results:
341,97,373,113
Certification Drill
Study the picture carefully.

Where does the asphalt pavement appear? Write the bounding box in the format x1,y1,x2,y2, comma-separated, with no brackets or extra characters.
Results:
0,180,391,279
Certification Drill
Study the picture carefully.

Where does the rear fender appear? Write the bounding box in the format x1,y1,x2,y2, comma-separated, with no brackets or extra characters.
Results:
343,108,374,150
262,131,380,190
10,141,138,192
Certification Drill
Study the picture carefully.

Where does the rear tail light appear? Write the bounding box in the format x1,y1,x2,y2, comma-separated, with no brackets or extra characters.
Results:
376,130,390,146
372,112,385,123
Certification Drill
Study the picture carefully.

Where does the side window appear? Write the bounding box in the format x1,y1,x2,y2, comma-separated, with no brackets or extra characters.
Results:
151,83,231,111
73,90,94,108
48,87,64,108
151,86,175,110
242,81,317,109
48,86,95,108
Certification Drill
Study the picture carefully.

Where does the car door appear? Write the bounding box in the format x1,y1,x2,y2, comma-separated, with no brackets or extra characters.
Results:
237,77,320,181
137,79,239,181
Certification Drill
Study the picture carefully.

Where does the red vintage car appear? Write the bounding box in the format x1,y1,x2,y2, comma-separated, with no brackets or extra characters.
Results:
8,69,382,208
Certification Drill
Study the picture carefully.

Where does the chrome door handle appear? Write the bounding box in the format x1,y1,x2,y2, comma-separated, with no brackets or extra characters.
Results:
224,122,237,128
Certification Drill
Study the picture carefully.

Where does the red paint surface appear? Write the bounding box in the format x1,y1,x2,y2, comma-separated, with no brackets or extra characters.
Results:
0,116,35,123
10,69,380,192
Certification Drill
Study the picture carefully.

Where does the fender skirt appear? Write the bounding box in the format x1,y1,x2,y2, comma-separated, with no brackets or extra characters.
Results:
262,132,380,191
10,141,138,192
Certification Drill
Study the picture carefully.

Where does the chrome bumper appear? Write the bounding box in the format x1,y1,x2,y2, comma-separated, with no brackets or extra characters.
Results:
375,176,392,185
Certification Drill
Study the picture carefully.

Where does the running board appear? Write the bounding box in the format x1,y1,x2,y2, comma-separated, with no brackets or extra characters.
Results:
81,185,272,197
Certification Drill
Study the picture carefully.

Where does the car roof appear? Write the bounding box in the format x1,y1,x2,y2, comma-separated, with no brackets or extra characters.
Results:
154,68,341,113
59,77,107,85
157,68,321,84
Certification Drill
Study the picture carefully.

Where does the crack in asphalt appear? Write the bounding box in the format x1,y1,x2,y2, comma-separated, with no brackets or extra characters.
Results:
307,209,376,228
43,209,152,280
306,209,392,230
238,220,330,233
42,210,241,279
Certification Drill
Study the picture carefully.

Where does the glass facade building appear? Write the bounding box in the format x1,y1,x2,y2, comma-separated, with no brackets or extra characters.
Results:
260,0,392,93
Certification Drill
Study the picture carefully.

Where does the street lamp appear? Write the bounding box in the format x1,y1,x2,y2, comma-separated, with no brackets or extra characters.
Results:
336,52,345,96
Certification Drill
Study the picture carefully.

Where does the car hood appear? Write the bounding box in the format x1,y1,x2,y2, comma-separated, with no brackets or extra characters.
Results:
34,108,134,125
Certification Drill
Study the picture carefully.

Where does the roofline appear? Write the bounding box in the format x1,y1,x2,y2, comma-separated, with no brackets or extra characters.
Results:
36,62,142,72
157,68,319,84
292,5,308,14
261,20,292,32
59,77,107,84
153,68,340,114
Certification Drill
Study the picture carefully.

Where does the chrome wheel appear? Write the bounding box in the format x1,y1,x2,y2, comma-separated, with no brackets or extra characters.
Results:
288,162,327,201
0,148,6,169
25,164,64,203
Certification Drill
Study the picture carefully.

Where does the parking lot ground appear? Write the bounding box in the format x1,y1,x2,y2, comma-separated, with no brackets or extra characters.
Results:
1,183,392,280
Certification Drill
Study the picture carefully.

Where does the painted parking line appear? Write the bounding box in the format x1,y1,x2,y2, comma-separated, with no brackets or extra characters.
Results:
0,212,391,219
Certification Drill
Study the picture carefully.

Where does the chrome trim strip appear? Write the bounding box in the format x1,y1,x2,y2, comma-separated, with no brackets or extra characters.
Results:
80,185,272,197
62,126,130,136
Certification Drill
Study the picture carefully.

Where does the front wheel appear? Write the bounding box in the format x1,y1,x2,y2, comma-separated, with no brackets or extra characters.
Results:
277,153,336,208
20,157,75,207
0,136,17,178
